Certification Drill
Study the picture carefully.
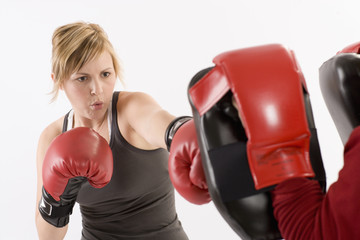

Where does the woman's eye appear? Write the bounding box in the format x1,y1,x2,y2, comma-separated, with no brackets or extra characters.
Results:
76,76,87,82
102,72,110,78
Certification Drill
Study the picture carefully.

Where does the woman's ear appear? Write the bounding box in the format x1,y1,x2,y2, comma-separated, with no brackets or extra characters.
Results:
52,73,64,90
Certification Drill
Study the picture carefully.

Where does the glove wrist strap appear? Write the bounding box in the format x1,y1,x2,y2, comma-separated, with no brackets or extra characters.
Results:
38,187,74,228
165,116,192,151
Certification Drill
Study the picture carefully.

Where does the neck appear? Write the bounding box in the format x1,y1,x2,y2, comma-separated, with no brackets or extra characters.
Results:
73,110,108,133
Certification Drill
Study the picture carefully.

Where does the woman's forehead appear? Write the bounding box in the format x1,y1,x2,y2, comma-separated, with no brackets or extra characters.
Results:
73,51,114,74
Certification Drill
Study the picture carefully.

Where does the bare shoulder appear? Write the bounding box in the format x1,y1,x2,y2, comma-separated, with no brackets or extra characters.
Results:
36,116,65,165
115,91,169,149
117,91,161,115
117,91,158,108
38,117,64,148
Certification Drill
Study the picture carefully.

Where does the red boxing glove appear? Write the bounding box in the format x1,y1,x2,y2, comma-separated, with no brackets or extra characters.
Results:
39,127,113,227
213,44,315,190
167,118,211,205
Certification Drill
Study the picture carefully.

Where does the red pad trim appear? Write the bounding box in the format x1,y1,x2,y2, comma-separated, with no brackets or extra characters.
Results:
189,67,230,116
337,41,360,54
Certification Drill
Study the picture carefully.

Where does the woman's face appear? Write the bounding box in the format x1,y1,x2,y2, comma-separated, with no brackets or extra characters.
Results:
62,51,117,121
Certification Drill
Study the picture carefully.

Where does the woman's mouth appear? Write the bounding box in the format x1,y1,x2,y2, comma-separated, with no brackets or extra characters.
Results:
90,101,104,110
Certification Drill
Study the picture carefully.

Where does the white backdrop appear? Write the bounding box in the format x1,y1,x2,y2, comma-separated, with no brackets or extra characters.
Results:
0,0,359,239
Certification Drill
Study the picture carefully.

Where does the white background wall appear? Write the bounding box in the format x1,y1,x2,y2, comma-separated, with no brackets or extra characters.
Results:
0,0,359,239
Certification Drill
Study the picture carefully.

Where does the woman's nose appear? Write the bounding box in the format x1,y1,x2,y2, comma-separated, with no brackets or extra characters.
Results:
90,78,103,95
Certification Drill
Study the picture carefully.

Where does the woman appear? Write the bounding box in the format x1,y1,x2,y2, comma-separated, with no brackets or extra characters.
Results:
35,22,189,240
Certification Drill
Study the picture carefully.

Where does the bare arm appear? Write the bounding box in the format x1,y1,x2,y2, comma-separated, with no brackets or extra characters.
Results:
35,120,68,240
119,91,176,150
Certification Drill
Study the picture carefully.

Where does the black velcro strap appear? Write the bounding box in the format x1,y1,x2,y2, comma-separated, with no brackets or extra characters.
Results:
208,142,274,202
39,196,74,218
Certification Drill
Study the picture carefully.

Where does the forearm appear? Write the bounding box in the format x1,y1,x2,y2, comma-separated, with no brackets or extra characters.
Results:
35,211,67,240
271,178,325,239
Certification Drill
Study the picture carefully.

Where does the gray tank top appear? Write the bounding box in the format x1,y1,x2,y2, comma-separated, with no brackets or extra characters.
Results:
62,92,188,240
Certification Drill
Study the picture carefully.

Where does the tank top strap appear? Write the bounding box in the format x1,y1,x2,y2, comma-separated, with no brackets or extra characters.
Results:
62,110,73,133
111,91,120,128
109,91,120,146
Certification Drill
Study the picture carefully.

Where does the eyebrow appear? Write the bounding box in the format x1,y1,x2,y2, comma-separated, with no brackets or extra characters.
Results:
75,67,114,75
101,67,114,72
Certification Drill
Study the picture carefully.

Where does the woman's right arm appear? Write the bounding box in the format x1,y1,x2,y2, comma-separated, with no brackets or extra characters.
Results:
35,120,68,240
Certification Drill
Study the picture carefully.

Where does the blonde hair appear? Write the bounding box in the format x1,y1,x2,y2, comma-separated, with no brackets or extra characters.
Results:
50,21,123,101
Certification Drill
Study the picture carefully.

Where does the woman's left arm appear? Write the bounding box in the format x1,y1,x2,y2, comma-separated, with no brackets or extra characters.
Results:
121,91,176,149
